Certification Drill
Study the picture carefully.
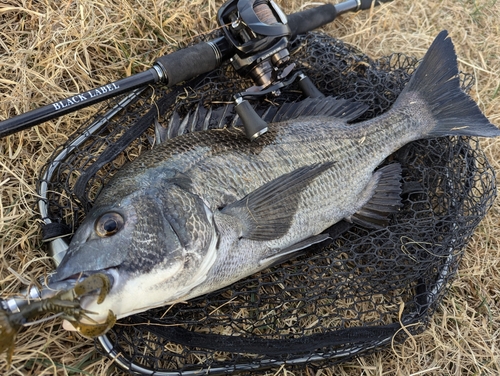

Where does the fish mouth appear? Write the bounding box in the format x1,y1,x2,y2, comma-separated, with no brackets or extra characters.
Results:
45,269,119,334
48,268,117,301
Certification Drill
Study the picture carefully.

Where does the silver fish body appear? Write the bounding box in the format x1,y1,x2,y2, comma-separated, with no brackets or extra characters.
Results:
50,31,500,326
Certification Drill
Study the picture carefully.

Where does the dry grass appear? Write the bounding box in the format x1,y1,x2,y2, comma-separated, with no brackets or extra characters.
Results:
1,0,499,375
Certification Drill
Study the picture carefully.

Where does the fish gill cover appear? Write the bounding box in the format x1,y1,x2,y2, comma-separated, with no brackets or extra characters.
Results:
37,32,496,374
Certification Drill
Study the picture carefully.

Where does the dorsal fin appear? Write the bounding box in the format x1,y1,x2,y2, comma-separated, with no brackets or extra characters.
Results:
158,97,368,144
264,97,368,123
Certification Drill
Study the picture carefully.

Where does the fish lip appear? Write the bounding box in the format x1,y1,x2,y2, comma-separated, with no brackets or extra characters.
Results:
48,268,116,294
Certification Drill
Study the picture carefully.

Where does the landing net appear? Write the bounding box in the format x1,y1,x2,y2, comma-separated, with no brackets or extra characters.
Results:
37,32,496,374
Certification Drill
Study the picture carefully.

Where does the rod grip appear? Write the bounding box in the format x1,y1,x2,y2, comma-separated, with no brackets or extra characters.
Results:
155,42,222,87
287,4,337,38
287,0,393,38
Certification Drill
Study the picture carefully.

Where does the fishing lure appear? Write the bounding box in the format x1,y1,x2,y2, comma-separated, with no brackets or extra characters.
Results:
0,273,115,366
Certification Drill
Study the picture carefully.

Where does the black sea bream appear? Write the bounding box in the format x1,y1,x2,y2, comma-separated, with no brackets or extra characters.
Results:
50,31,500,327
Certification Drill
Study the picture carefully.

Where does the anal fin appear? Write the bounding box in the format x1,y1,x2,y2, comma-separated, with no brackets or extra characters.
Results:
350,163,402,229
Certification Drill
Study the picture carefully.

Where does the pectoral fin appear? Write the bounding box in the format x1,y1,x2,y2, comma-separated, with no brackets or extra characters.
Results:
350,163,402,229
221,162,335,241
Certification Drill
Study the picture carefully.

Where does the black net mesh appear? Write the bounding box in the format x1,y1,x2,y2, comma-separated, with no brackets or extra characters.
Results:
37,32,496,374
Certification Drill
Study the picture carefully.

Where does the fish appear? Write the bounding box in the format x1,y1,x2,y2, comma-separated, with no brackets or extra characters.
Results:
48,30,500,331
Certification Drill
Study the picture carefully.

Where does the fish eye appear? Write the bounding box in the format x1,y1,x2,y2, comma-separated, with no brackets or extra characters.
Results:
95,212,124,237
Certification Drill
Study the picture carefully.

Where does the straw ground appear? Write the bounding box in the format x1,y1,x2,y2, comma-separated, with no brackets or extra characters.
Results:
1,0,499,375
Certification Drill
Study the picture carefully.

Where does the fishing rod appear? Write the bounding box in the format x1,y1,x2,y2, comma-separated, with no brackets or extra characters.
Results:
0,0,391,141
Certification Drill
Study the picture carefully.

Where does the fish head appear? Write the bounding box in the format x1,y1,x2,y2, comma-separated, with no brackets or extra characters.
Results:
49,182,218,325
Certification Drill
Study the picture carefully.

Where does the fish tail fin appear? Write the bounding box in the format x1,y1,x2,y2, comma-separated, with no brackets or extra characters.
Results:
397,30,500,138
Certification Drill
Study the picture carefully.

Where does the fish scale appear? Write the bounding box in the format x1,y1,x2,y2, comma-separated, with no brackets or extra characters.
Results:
183,113,405,217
